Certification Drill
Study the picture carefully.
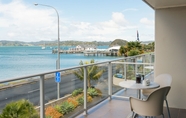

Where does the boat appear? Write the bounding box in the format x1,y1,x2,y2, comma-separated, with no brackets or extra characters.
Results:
41,47,45,49
41,43,46,49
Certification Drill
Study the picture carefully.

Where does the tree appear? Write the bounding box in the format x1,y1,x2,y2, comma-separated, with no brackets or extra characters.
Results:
127,49,140,56
119,45,128,57
119,41,144,57
151,42,155,52
74,59,104,88
143,42,155,52
127,41,142,52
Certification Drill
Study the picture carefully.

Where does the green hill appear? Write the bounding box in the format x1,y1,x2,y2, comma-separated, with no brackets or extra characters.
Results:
109,39,128,47
0,40,111,47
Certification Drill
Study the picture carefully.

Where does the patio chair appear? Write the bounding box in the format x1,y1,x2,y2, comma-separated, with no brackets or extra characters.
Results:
142,74,172,118
130,86,171,118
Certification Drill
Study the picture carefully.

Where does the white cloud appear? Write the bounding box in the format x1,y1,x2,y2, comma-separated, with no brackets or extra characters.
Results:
7,32,16,37
140,18,154,27
60,12,137,41
0,1,58,41
0,1,152,42
99,12,128,28
112,12,128,26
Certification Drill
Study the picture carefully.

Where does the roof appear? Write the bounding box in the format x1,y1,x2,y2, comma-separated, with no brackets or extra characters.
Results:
108,46,121,50
143,0,186,9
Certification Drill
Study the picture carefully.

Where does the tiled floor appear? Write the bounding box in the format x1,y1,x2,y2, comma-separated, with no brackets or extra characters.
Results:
76,89,186,118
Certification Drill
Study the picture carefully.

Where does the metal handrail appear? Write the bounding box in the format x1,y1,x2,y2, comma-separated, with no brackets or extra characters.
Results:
112,62,154,65
0,52,154,118
0,52,154,83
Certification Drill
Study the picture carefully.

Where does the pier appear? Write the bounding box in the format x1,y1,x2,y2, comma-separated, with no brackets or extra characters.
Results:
83,49,118,56
52,49,118,56
52,49,83,54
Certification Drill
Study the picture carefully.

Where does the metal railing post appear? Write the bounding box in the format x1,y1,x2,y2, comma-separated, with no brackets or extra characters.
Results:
40,75,45,118
150,53,152,64
135,58,137,75
124,59,127,81
108,62,112,99
149,54,154,75
83,67,87,115
143,55,145,75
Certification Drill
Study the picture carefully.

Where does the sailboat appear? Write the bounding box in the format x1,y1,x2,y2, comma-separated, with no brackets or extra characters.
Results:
41,43,46,49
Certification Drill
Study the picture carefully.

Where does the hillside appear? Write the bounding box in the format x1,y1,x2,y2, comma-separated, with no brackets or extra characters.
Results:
0,40,154,47
0,40,112,47
109,39,128,47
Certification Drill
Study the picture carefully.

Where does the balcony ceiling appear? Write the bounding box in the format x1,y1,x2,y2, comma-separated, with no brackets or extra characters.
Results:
143,0,186,9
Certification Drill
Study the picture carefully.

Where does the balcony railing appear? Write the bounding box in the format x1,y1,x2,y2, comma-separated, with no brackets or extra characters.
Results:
0,53,154,118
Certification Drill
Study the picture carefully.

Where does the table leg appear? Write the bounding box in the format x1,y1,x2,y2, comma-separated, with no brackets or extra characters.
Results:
137,89,141,99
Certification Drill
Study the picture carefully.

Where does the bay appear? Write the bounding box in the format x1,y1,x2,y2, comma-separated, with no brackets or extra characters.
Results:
0,46,120,80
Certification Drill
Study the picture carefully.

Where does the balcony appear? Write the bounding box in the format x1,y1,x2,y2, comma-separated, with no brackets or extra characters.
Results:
77,88,186,118
0,53,185,118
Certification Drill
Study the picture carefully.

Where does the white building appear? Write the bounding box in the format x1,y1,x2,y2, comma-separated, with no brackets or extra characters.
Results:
108,46,121,52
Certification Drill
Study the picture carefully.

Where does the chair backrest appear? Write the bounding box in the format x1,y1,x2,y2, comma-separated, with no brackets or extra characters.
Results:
133,86,171,116
154,74,172,87
142,74,172,96
146,86,171,116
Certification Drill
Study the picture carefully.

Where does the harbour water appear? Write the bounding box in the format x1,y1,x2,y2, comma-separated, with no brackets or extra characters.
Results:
0,46,120,80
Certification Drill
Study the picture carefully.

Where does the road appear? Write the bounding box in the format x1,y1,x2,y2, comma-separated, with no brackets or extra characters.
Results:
0,73,84,109
0,69,112,111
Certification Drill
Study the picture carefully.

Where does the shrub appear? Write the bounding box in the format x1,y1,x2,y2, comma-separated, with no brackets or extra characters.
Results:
72,88,83,97
76,95,84,105
54,105,62,114
46,116,52,118
87,88,98,98
74,93,93,105
45,106,63,118
87,95,93,102
67,98,79,108
60,101,75,115
95,88,102,96
0,99,39,118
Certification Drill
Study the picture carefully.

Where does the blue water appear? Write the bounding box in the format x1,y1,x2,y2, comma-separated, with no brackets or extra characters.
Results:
0,46,120,80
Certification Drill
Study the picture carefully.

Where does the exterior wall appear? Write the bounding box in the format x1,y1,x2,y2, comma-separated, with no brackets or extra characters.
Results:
155,6,186,109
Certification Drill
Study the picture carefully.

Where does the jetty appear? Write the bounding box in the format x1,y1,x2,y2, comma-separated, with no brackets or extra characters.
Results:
83,49,117,56
52,45,95,54
52,49,83,54
52,45,120,56
52,49,118,56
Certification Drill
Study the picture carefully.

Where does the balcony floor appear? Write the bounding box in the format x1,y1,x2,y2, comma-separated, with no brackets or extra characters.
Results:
76,89,186,118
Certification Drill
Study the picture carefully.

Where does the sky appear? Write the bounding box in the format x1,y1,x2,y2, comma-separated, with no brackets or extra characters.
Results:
0,0,154,42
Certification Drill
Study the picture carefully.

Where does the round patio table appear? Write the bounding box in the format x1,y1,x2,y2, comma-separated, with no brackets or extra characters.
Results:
119,80,159,118
119,80,159,99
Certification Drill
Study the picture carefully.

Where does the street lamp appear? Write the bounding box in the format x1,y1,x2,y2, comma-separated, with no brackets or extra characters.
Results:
34,3,61,99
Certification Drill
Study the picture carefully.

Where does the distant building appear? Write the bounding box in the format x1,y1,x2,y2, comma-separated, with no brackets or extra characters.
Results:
84,45,97,51
75,45,85,51
108,46,121,52
69,45,97,51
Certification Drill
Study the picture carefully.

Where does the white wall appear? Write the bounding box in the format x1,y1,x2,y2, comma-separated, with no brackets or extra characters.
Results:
155,6,186,109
